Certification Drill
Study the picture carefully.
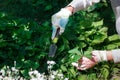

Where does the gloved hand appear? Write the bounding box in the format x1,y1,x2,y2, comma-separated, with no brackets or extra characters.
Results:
72,50,107,70
72,56,96,70
51,8,72,39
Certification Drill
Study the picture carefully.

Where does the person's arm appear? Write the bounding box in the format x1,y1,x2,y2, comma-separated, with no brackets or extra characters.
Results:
65,6,74,13
67,0,100,13
92,49,120,63
111,49,120,63
51,0,100,39
92,50,120,63
72,49,120,70
106,51,113,61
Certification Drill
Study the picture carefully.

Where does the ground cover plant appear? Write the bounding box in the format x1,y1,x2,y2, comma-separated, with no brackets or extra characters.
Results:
0,0,120,80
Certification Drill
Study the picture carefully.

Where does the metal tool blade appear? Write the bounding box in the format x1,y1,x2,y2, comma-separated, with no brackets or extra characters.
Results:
48,44,57,57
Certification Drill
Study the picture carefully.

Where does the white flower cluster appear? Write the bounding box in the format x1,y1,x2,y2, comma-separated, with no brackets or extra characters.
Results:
47,60,56,70
28,60,68,80
29,69,47,80
47,60,68,80
0,61,69,80
0,66,25,80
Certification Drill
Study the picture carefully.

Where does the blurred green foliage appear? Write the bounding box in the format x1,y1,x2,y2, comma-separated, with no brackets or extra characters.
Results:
0,0,120,79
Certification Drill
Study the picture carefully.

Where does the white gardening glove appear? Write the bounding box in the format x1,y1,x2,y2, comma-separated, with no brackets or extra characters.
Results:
92,50,107,62
72,56,96,70
72,50,108,70
51,8,72,39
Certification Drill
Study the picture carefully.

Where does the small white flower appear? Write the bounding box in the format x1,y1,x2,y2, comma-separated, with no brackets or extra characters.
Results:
47,61,56,65
36,73,41,78
50,74,55,79
58,73,63,77
52,71,58,75
7,70,12,77
11,67,18,72
50,61,56,65
61,76,64,79
6,66,9,69
14,61,16,66
29,71,33,76
30,78,37,80
4,76,12,80
0,69,5,76
47,61,51,64
0,76,3,79
19,77,24,80
33,70,39,75
48,65,52,69
64,78,69,80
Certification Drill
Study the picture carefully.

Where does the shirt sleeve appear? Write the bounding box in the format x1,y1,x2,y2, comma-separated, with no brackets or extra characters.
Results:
111,49,120,63
68,0,100,13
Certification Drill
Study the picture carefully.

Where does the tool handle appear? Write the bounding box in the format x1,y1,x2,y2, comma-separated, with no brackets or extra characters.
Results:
52,27,60,44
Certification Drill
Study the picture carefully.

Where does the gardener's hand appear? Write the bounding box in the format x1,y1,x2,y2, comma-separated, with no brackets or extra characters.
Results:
72,50,109,70
72,56,97,70
51,8,72,39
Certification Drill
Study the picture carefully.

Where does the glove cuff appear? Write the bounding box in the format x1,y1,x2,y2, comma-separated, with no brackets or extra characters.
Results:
60,8,72,16
92,50,107,62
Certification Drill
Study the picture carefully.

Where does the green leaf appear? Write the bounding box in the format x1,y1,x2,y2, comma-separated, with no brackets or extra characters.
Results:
23,60,39,69
86,30,96,36
113,68,120,73
61,65,67,71
108,34,120,41
91,33,107,45
70,54,81,62
58,45,65,52
69,69,76,77
83,48,93,59
78,35,85,40
0,39,7,47
115,42,120,46
68,47,81,56
45,5,52,11
86,3,98,12
106,44,117,50
99,27,108,32
77,75,87,80
0,12,6,18
92,20,103,27
21,69,29,78
101,68,109,79
78,42,87,48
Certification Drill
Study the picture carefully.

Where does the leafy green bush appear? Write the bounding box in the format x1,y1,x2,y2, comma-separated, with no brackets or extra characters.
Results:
0,0,120,80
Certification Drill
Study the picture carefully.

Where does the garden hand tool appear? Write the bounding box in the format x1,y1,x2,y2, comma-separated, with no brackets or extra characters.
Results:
48,27,60,57
49,8,72,57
